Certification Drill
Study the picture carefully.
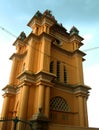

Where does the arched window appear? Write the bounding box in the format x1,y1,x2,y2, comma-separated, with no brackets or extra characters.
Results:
50,61,54,73
50,96,69,112
57,61,60,81
64,66,67,84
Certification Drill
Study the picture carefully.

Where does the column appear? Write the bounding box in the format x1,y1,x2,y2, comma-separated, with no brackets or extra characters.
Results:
26,38,35,71
84,97,88,127
17,84,29,130
78,95,85,127
0,94,10,130
18,85,29,118
1,94,10,117
39,37,51,72
74,54,84,84
38,84,45,110
44,86,50,117
9,57,17,85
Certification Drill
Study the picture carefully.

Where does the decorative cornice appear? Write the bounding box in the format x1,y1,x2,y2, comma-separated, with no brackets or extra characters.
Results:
72,84,91,97
17,70,35,84
17,70,56,86
35,71,56,83
2,84,19,95
52,80,91,96
25,32,55,43
52,43,85,58
9,51,27,60
72,49,86,57
70,33,84,42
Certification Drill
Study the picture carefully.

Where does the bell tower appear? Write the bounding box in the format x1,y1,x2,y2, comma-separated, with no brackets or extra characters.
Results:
1,10,90,130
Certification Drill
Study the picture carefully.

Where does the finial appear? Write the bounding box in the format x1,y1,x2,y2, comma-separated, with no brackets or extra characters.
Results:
18,31,26,41
70,26,79,35
35,10,42,17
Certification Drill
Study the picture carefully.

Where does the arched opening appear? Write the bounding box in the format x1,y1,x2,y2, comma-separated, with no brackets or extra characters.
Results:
50,96,69,112
49,96,70,124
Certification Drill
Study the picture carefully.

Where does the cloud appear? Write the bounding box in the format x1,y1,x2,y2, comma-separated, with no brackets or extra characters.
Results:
48,0,99,25
84,64,99,85
1,0,99,37
84,64,99,127
83,33,93,43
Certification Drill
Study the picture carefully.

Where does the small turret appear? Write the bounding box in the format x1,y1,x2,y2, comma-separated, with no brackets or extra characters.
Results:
18,31,26,41
34,10,43,18
70,26,79,35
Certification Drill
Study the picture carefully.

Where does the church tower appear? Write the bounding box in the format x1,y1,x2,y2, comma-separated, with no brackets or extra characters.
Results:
1,10,90,130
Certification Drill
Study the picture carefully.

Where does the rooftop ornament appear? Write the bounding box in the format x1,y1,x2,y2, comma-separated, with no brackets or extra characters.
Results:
35,10,43,17
18,31,26,41
43,9,55,20
70,26,79,35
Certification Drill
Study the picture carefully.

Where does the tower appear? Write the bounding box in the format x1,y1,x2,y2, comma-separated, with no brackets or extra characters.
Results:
1,10,90,130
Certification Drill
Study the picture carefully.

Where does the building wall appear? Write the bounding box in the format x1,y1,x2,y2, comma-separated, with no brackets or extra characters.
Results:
0,10,91,130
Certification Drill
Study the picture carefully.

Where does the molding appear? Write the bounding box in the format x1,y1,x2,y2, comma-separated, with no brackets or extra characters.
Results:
17,70,35,84
2,84,19,95
72,84,91,97
17,70,56,86
52,43,86,57
52,81,91,95
70,33,84,42
9,51,27,60
72,49,86,57
35,71,56,83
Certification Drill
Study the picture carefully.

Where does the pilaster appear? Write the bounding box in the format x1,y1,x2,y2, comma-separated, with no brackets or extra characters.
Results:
0,93,12,130
1,85,17,118
18,84,29,118
44,86,50,117
74,84,90,127
17,83,29,130
26,37,35,71
39,33,51,72
77,94,85,127
38,84,45,109
9,55,18,85
1,94,10,117
84,96,89,127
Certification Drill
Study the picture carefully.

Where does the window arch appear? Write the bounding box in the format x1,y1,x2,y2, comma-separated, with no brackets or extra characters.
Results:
50,96,69,112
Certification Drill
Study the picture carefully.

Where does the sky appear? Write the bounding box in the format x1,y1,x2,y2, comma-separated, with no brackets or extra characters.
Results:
0,0,99,128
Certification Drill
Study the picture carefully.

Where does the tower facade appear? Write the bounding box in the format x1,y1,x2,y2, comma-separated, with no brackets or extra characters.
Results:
1,10,90,129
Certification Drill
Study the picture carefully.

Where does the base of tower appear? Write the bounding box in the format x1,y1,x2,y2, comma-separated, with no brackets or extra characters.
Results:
48,123,99,130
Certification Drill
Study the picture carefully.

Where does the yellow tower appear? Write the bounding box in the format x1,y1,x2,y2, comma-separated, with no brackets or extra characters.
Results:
1,10,91,130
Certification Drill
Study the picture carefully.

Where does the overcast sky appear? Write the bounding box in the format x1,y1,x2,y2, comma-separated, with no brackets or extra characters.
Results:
0,0,99,128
